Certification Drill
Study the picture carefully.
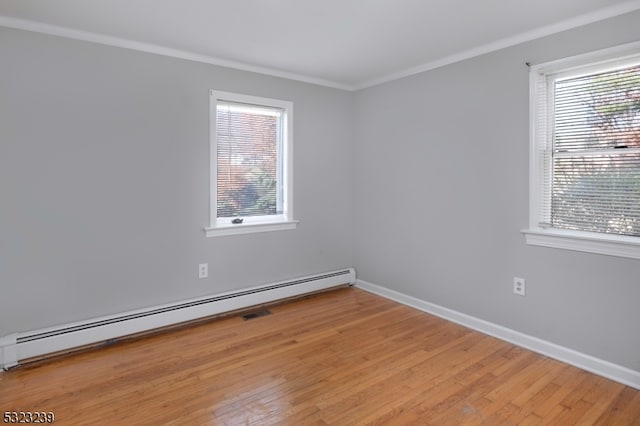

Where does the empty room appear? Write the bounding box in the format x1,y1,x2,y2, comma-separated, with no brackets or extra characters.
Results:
1,1,640,424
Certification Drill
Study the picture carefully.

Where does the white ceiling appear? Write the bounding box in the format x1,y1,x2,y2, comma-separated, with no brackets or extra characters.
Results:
1,0,639,90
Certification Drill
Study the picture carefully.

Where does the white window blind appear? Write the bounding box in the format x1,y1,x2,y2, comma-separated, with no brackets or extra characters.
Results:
535,59,640,238
216,101,284,219
207,90,295,237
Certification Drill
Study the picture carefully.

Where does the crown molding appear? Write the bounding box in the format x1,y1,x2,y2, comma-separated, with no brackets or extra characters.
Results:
2,0,639,92
355,0,640,90
0,15,354,91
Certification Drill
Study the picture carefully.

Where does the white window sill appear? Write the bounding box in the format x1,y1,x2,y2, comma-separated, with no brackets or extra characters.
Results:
205,220,298,237
522,228,640,260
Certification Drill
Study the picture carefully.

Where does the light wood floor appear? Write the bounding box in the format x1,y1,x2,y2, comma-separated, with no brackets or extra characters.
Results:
1,287,639,425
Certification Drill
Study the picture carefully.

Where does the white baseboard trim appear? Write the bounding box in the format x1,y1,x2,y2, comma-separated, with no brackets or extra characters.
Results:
0,268,355,370
356,279,640,390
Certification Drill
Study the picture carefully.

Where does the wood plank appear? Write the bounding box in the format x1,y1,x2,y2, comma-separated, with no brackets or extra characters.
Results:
1,287,638,425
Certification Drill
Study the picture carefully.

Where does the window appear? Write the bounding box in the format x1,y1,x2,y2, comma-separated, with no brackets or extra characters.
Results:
525,42,640,259
206,91,296,237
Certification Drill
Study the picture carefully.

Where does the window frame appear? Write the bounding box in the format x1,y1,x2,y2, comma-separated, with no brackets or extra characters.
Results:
205,90,297,237
523,41,640,259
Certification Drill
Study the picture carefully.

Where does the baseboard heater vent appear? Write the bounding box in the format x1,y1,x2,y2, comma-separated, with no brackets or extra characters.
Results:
1,268,355,370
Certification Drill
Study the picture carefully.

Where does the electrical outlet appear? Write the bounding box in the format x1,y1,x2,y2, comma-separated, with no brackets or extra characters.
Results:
198,263,208,279
513,277,525,296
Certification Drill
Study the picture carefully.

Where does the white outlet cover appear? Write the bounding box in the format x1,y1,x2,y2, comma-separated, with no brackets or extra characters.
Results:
199,263,208,278
513,277,525,296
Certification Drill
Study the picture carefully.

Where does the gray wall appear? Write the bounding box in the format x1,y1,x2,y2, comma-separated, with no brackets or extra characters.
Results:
2,10,639,372
354,10,640,372
0,28,354,334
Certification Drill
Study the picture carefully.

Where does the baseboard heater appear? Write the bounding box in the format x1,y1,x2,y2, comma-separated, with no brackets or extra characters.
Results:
1,268,355,370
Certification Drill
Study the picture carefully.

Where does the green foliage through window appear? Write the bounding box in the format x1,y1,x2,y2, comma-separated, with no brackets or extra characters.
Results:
552,63,640,236
216,103,282,218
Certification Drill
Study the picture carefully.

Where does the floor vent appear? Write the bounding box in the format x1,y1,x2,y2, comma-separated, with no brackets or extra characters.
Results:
242,309,272,321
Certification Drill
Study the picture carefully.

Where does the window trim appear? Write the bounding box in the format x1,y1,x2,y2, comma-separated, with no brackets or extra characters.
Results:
205,90,296,237
523,41,640,259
